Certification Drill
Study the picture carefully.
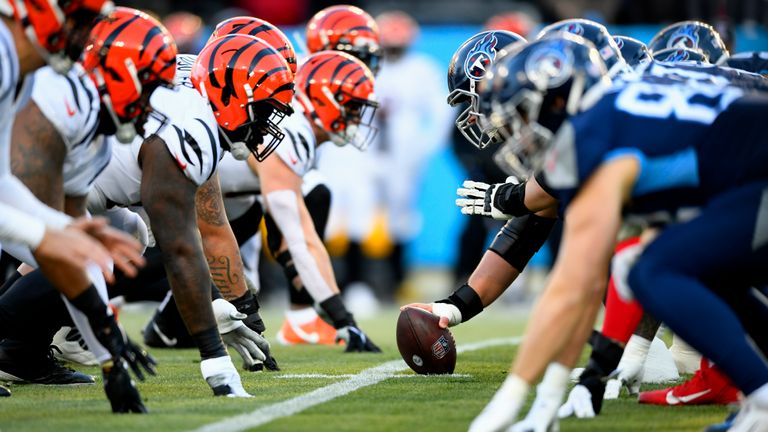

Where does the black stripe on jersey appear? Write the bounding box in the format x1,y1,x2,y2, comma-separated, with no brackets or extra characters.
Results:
194,118,218,180
63,73,82,111
72,119,99,149
297,131,311,157
172,124,197,167
285,129,300,156
0,32,17,103
182,129,205,176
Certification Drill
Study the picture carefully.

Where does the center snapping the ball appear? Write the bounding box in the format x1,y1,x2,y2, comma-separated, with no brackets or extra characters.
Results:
396,307,457,374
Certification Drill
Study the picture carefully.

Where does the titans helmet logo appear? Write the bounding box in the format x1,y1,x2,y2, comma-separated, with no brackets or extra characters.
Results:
614,37,624,50
668,25,700,50
562,22,585,36
464,33,499,81
525,43,573,89
661,48,691,62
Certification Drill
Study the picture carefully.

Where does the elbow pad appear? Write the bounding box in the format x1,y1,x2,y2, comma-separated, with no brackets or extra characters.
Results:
489,214,557,271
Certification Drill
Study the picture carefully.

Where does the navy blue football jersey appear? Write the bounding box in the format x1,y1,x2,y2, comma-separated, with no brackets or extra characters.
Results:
636,60,768,92
540,77,768,223
724,51,768,76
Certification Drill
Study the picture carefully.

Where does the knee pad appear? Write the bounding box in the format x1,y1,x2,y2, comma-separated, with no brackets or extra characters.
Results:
303,183,331,238
488,214,556,270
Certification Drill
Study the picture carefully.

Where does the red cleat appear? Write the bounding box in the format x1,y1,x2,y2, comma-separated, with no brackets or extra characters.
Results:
638,358,742,406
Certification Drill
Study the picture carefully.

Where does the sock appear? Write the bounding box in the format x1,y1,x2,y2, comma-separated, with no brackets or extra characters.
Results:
286,306,319,326
538,363,570,396
319,294,354,329
191,326,227,360
748,382,768,408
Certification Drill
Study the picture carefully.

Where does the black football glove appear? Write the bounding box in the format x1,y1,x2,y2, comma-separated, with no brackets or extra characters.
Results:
94,314,157,381
230,292,280,371
336,325,382,353
103,361,147,413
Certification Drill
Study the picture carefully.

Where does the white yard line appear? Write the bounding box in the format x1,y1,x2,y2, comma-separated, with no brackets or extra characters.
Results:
276,373,474,379
193,337,521,432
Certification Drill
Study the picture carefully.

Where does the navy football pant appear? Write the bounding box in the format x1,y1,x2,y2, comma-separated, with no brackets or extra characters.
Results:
630,181,768,395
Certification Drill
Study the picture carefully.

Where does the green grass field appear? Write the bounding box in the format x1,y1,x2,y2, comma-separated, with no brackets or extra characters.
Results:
0,304,730,432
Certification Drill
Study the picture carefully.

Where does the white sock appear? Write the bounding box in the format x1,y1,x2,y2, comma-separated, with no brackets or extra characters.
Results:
286,306,318,326
498,374,531,401
748,382,768,409
538,363,570,396
623,335,652,364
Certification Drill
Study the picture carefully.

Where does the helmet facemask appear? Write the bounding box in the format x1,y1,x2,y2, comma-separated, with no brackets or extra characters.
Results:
93,59,173,143
310,85,379,151
448,83,504,150
219,94,292,162
486,70,591,178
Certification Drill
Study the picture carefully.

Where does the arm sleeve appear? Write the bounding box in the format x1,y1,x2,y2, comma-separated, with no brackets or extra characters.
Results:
0,200,46,249
264,189,335,303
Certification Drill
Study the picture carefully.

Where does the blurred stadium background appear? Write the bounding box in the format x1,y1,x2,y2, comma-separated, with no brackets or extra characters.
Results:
108,0,768,308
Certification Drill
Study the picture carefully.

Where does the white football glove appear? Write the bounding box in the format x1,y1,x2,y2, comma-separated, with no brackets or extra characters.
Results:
455,177,519,220
200,356,251,398
212,299,269,370
558,385,596,419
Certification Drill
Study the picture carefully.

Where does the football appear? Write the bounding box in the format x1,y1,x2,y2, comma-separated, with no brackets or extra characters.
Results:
396,307,457,374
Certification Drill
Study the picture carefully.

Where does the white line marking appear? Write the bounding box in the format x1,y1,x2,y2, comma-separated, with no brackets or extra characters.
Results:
193,337,520,432
276,373,473,379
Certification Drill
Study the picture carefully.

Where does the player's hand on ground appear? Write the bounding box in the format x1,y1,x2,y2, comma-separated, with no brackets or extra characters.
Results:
558,384,596,418
103,360,148,413
95,315,157,381
455,178,519,220
399,303,461,329
336,325,382,353
69,216,146,280
212,299,270,370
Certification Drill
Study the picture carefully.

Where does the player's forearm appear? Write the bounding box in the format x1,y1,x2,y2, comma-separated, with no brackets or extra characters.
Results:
201,229,248,300
467,251,520,306
0,175,71,229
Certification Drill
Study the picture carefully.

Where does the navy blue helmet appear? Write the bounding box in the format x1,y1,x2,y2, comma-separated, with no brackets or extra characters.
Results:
653,47,709,63
447,30,526,148
649,21,729,64
613,36,652,67
477,33,610,177
724,51,768,76
536,19,627,77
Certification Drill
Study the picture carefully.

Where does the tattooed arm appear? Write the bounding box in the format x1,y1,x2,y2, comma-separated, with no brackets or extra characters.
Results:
11,101,66,210
195,172,248,300
141,135,216,336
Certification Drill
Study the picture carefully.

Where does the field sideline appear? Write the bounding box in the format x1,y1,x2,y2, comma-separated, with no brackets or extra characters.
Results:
0,304,730,431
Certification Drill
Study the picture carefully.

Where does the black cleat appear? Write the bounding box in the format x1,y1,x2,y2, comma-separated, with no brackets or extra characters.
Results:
0,385,10,397
0,345,94,385
142,316,195,349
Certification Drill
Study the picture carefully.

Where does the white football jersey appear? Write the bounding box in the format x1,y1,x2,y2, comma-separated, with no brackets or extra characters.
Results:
219,103,316,219
0,20,20,178
88,56,222,213
26,64,109,196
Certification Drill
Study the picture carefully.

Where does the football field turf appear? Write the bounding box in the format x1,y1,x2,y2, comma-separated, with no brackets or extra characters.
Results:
0,305,730,431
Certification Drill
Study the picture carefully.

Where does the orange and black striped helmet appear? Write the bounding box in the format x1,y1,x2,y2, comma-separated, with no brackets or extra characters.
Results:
82,7,177,143
295,51,377,150
208,16,297,75
306,5,381,74
192,34,294,162
9,0,114,73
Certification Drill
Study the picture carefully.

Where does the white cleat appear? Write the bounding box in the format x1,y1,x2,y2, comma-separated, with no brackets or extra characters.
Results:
200,356,252,398
511,393,561,431
51,326,98,366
